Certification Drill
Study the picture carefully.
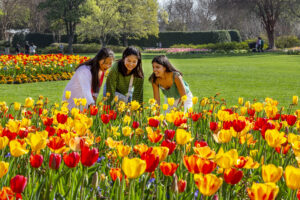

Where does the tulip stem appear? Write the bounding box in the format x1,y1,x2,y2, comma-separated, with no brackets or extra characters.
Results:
128,179,133,200
141,173,149,200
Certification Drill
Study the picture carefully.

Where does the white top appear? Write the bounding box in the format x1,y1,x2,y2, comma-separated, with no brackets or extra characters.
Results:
62,65,97,110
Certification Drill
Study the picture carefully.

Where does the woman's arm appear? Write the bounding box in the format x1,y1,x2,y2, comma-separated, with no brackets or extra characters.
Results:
133,78,144,104
174,74,187,98
77,67,95,106
152,82,160,105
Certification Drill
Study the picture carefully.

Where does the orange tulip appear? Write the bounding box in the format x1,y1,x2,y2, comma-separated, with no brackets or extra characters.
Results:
194,174,223,196
183,155,216,174
109,168,123,182
147,127,163,143
160,162,178,176
247,182,279,200
0,187,14,200
117,145,131,157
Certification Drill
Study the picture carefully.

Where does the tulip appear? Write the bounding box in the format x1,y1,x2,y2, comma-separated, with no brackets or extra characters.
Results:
130,100,140,111
238,97,243,105
14,102,21,111
49,153,62,170
247,182,279,200
110,168,123,181
224,168,243,185
56,113,68,124
210,122,218,132
0,161,9,178
117,145,131,157
293,96,298,105
63,152,80,168
161,140,176,155
194,174,223,196
133,144,149,156
215,129,232,143
81,145,99,167
122,157,146,179
0,136,9,150
168,98,175,106
243,156,260,169
286,115,297,126
191,113,201,121
141,148,159,173
194,140,208,147
9,140,29,157
24,97,34,108
176,129,192,145
297,190,300,200
90,105,98,116
147,127,163,143
178,179,187,193
183,155,216,174
193,146,216,159
0,187,14,200
152,146,169,162
165,129,175,140
265,129,287,148
160,162,178,176
26,132,47,154
101,114,110,124
30,154,43,168
65,91,71,99
235,156,248,168
47,136,66,151
122,126,133,137
132,121,139,129
215,148,238,169
285,165,300,190
262,164,282,183
148,118,159,128
232,119,246,132
10,175,27,193
192,97,198,105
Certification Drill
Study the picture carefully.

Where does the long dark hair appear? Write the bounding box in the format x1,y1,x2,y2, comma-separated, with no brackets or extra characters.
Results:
76,47,114,93
118,46,143,78
149,55,182,83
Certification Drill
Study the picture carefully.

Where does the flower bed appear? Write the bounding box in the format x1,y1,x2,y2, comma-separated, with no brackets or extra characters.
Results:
0,54,89,84
0,95,300,199
144,48,211,54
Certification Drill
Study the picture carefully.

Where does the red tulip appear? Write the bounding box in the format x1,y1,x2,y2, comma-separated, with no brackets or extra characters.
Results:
160,162,178,176
224,168,243,185
297,189,300,200
18,129,28,139
101,114,110,124
10,175,27,193
232,120,246,132
43,117,53,126
109,168,123,181
45,126,56,137
161,140,176,155
132,121,139,129
90,105,98,116
148,118,159,128
81,145,99,167
194,140,208,147
63,152,80,168
222,121,232,130
247,108,255,117
235,156,247,168
210,122,218,132
275,144,291,155
286,115,297,126
165,129,175,140
30,154,43,168
56,113,68,124
191,113,201,122
178,179,187,193
49,153,62,170
109,110,117,120
47,136,65,151
141,148,159,173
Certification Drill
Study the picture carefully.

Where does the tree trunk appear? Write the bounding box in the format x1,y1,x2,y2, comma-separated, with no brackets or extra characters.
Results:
67,34,74,54
266,26,275,50
123,34,128,47
100,38,106,47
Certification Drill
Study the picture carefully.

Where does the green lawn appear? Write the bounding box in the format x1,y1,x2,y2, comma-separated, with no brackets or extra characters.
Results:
1,53,300,108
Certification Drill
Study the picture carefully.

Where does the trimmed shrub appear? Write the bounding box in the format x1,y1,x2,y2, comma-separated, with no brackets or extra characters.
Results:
228,30,242,42
170,41,249,51
12,33,25,48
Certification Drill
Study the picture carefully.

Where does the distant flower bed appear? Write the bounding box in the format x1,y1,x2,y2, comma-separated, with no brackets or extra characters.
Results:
144,48,210,54
0,54,89,84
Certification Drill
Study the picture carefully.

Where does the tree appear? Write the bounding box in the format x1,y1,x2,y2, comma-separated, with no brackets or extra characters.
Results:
77,0,121,47
39,0,87,53
118,0,159,46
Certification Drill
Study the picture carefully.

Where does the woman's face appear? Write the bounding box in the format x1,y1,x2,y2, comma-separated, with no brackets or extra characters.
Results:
152,62,166,78
124,55,138,73
99,57,113,71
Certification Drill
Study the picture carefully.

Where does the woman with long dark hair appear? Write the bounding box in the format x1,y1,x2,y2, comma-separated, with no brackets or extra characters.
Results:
104,46,144,104
149,55,193,111
62,47,114,110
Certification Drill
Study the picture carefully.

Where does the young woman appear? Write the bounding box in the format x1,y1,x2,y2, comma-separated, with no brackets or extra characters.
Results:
104,46,144,104
149,55,193,111
62,47,114,110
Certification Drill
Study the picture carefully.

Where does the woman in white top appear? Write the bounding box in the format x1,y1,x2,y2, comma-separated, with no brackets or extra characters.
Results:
62,48,114,110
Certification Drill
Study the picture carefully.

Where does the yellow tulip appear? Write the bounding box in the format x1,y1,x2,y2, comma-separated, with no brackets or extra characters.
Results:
122,126,132,137
130,100,140,111
252,102,263,113
293,96,298,105
265,129,287,148
0,136,9,150
162,104,168,111
181,95,187,103
264,104,278,119
65,91,71,99
285,165,300,190
193,146,216,159
240,106,247,115
245,101,251,109
192,97,198,105
216,129,232,143
117,145,131,157
152,146,169,162
238,97,243,105
168,98,175,106
247,182,279,200
123,115,131,125
25,97,34,108
14,102,21,111
0,161,9,178
176,129,193,145
9,140,29,157
6,119,20,133
262,164,282,183
26,132,47,154
215,148,238,169
121,157,146,179
148,98,156,105
243,156,260,169
80,98,87,106
200,97,208,107
194,174,223,196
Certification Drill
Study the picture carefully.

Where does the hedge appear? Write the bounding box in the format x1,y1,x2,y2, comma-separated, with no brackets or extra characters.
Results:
22,30,239,48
